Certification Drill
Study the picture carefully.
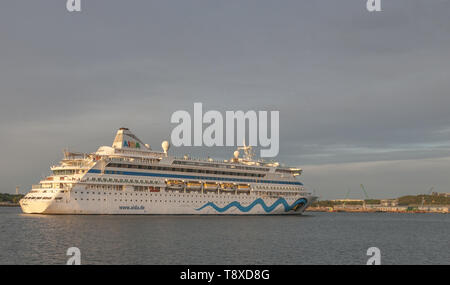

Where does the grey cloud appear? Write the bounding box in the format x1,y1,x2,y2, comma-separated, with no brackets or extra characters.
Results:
1,0,450,198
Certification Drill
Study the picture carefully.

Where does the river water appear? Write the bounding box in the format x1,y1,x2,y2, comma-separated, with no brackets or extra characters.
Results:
0,207,448,264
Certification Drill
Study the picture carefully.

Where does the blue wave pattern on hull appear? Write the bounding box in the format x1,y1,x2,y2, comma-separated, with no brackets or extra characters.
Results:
195,198,308,213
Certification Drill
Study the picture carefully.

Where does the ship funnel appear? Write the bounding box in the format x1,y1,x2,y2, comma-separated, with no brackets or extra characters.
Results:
112,128,150,150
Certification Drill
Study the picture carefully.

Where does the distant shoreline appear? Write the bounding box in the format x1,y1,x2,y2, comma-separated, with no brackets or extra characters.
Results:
306,207,448,214
309,194,449,214
0,203,20,207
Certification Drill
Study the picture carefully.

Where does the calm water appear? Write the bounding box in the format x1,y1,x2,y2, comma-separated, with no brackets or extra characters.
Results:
0,207,448,265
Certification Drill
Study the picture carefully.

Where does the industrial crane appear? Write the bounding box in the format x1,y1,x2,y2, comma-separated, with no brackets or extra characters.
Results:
360,184,369,199
420,186,434,208
343,188,351,207
360,184,370,209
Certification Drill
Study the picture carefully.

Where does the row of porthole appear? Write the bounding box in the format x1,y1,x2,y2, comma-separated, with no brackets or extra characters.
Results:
74,191,256,198
73,198,200,203
253,191,297,196
255,185,301,191
86,177,161,184
73,199,265,204
22,196,52,200
74,192,258,201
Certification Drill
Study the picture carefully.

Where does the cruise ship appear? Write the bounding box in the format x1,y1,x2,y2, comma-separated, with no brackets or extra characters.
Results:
20,128,317,214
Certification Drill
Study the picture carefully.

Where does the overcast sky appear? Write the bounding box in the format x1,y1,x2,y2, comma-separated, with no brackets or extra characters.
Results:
1,1,449,199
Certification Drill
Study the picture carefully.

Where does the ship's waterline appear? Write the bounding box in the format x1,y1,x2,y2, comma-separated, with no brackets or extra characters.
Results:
20,128,316,215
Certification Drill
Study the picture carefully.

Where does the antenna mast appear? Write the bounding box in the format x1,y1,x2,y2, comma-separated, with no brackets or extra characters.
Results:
237,139,255,160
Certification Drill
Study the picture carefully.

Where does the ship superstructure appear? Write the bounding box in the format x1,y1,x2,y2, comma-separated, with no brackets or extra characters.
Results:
20,128,317,214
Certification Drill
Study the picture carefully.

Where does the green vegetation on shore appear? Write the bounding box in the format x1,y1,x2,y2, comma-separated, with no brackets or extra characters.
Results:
397,195,450,206
0,193,24,204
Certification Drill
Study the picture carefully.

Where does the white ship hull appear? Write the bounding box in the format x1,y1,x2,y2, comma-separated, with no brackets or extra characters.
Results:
20,188,315,215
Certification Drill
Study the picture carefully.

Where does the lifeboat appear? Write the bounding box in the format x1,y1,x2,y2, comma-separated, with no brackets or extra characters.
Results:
186,181,202,190
237,184,251,191
203,182,218,191
220,183,236,191
165,179,184,189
